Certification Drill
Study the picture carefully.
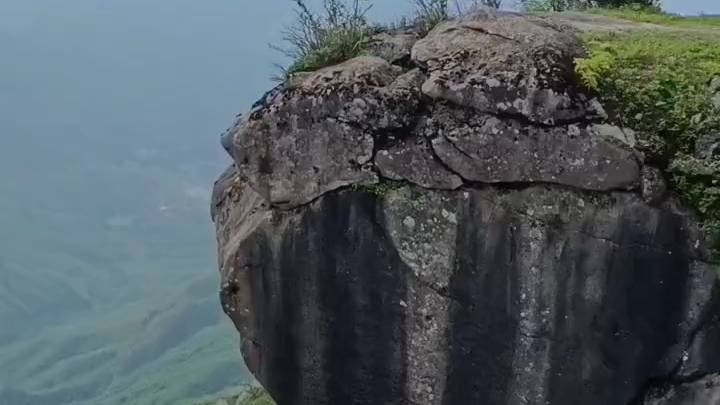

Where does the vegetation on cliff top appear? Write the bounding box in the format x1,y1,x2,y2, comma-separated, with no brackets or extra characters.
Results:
270,1,720,259
574,6,720,257
191,386,275,405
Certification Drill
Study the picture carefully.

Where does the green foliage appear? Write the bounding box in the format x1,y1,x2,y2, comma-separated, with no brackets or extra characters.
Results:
408,0,504,36
233,386,276,405
573,40,615,90
409,0,449,35
272,0,374,79
587,4,720,25
0,282,248,405
352,181,403,197
517,0,659,12
0,106,245,404
670,156,720,260
573,10,720,256
515,0,575,12
272,0,511,77
191,385,275,405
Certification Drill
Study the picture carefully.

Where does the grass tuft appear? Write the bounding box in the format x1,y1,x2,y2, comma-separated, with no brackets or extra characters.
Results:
352,181,404,197
271,0,509,80
191,385,276,405
409,0,450,36
271,0,373,80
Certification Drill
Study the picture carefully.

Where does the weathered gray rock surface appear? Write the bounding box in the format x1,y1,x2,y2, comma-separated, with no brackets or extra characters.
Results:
212,9,720,405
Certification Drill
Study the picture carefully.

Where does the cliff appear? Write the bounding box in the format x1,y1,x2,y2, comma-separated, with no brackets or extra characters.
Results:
211,8,720,405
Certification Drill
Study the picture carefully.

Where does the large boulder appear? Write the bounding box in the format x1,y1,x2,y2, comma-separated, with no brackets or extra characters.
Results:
211,9,720,405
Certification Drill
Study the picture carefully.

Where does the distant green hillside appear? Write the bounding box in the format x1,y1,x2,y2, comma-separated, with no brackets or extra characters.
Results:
0,140,250,405
190,386,275,405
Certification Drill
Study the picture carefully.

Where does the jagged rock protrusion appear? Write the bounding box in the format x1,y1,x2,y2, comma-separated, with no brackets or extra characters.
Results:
224,56,424,209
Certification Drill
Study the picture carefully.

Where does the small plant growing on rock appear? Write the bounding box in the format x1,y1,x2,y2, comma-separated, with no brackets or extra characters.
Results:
409,0,450,35
409,0,507,37
516,0,659,12
191,385,275,405
233,386,275,405
352,181,403,197
272,0,374,79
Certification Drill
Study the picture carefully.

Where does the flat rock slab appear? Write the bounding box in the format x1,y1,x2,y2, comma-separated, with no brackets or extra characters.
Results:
412,9,606,125
429,110,640,190
375,138,463,189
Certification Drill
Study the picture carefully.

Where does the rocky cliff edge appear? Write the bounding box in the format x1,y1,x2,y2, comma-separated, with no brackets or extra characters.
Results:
211,9,720,405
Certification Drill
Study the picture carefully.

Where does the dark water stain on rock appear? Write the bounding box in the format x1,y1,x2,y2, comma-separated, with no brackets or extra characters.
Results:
443,196,520,405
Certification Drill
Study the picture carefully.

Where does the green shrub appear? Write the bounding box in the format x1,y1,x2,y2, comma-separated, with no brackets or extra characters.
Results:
272,0,510,77
352,181,404,197
409,0,504,36
409,0,449,35
190,385,275,405
517,0,659,12
234,386,275,405
586,4,720,26
574,12,720,256
272,0,373,79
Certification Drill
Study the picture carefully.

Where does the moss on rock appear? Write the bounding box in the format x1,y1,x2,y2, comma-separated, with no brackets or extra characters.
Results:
191,386,275,405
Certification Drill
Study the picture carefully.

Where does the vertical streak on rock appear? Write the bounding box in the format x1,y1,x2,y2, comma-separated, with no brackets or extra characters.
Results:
404,282,452,405
677,275,720,377
509,217,555,405
383,188,457,405
308,192,408,405
443,192,520,405
278,212,328,405
267,227,302,405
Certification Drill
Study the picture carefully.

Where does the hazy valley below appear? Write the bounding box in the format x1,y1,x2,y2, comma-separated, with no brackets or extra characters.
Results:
0,0,265,403
3,0,715,404
0,0,414,402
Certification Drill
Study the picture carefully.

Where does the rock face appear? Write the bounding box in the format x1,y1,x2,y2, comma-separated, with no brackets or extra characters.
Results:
211,9,720,405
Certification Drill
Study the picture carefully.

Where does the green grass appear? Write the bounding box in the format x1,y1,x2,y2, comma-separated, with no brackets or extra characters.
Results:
191,386,275,405
273,0,374,78
0,181,248,405
407,0,450,36
274,0,455,78
352,180,406,197
588,6,720,26
284,25,370,76
0,278,249,405
574,9,720,257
